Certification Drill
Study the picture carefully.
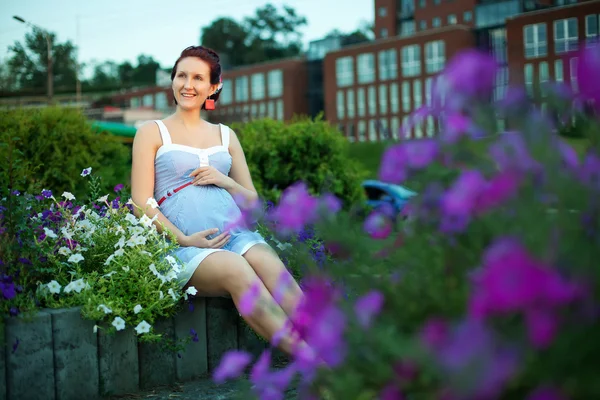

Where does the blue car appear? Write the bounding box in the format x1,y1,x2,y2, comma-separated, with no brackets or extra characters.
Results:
362,179,417,218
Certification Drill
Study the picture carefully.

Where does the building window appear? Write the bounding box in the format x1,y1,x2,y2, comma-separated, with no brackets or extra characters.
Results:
369,120,378,142
489,28,508,65
251,103,258,118
368,86,377,116
402,116,411,139
447,14,457,25
390,83,399,113
267,70,283,98
220,79,232,104
554,18,578,54
336,56,354,87
379,119,389,140
402,82,411,112
425,77,432,105
391,117,399,140
426,116,435,137
432,17,441,28
358,121,367,142
524,64,534,95
555,59,564,82
419,0,426,8
402,45,421,77
524,23,547,59
413,80,422,109
463,11,472,22
570,57,578,92
276,100,284,120
357,53,376,84
380,28,388,38
585,14,599,44
434,0,440,4
259,102,266,117
267,101,275,118
336,91,345,120
142,94,153,107
378,49,397,80
347,89,355,118
425,40,445,74
475,0,521,29
379,85,388,114
494,66,508,101
420,20,427,30
251,73,265,100
357,88,366,117
378,6,387,17
235,76,249,102
401,20,416,37
539,62,549,86
155,92,167,110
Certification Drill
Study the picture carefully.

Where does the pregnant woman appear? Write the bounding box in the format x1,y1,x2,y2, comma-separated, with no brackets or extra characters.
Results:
130,45,306,357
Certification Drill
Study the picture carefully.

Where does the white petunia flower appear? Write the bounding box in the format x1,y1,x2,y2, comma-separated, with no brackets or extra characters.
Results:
114,248,125,257
125,213,139,226
104,254,115,266
61,192,75,201
58,247,71,256
43,227,58,239
133,304,143,314
112,317,125,331
159,290,164,300
122,265,130,272
60,227,73,240
68,253,84,264
97,195,109,203
47,280,61,294
139,215,153,228
186,286,198,296
98,304,113,314
81,167,92,177
146,197,159,209
63,278,85,294
134,320,151,335
93,325,98,333
103,271,117,278
115,236,126,249
168,288,178,301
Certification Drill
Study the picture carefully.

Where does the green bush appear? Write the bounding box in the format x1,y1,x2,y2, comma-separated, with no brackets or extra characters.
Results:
0,107,131,199
231,116,367,207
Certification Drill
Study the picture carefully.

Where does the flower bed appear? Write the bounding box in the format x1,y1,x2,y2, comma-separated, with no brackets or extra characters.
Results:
1,297,265,400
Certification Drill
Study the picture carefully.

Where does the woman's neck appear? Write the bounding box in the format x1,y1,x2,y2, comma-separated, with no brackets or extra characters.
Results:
174,107,203,128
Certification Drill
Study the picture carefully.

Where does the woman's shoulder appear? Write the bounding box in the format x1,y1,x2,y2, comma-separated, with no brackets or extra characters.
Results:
133,120,162,148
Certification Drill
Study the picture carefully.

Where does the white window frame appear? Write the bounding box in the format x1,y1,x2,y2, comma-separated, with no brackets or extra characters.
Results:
357,53,375,84
336,57,354,87
251,73,265,100
425,40,445,74
402,45,421,77
524,23,547,59
267,70,283,98
554,18,578,54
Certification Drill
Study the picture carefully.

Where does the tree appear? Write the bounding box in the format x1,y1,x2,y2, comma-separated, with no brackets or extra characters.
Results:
6,27,77,95
199,3,307,68
131,54,160,86
89,60,120,89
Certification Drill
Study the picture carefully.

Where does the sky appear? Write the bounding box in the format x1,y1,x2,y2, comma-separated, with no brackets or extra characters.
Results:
1,0,373,77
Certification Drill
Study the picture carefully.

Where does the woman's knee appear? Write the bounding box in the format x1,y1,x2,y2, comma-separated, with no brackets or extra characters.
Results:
218,253,259,295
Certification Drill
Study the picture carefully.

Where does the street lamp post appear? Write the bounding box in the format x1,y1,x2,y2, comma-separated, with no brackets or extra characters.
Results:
13,15,53,103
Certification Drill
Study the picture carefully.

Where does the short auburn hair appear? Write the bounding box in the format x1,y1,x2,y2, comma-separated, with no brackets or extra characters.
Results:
170,46,222,109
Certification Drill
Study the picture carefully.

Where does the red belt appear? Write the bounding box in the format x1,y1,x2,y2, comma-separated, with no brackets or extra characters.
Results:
157,182,194,206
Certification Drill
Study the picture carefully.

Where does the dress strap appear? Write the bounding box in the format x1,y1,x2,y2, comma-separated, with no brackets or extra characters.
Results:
154,120,172,146
219,124,230,149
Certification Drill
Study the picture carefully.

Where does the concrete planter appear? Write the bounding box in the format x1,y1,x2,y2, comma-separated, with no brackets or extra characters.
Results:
0,297,266,400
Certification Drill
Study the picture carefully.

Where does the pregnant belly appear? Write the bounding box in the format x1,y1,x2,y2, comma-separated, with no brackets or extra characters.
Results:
163,185,243,236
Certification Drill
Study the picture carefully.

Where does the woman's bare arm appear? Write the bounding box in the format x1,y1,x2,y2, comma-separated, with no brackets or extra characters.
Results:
224,129,259,204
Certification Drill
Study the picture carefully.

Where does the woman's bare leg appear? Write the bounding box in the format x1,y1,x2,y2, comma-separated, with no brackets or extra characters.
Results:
243,244,304,317
184,251,303,356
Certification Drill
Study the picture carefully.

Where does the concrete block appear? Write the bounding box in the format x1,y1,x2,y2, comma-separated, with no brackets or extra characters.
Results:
0,322,5,400
237,317,266,358
98,328,139,396
48,307,99,400
5,311,55,400
206,297,239,371
174,298,207,381
138,318,177,389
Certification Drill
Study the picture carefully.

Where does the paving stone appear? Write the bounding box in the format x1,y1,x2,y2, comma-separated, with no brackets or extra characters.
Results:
139,317,177,389
48,307,99,400
5,311,55,400
98,328,139,396
174,298,207,381
206,297,239,371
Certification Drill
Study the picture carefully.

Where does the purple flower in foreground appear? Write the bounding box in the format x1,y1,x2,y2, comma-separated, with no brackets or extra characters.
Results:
364,211,393,239
576,42,600,110
212,350,252,383
1,280,16,300
489,132,538,172
354,290,384,329
442,49,499,100
441,113,472,144
41,189,53,199
380,384,405,400
527,386,568,400
239,281,261,316
578,152,600,190
379,144,408,184
250,350,296,400
114,184,124,193
269,182,319,235
403,138,439,169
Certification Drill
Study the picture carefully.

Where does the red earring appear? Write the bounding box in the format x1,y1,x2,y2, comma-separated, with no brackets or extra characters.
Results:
205,95,215,110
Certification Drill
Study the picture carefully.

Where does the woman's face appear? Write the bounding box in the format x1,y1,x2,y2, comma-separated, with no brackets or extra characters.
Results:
172,57,217,110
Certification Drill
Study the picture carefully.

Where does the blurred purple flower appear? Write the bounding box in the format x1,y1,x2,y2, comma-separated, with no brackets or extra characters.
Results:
319,193,342,214
489,132,538,172
576,42,600,110
578,152,600,190
419,318,449,350
212,350,252,383
524,308,559,349
379,384,405,400
239,281,261,316
442,49,499,100
113,184,124,193
440,113,471,144
475,170,522,214
404,139,439,169
557,139,580,170
527,386,568,400
11,190,20,196
364,211,393,239
41,189,53,199
189,328,199,343
1,280,16,300
250,350,296,400
269,182,319,235
379,144,408,184
354,290,384,329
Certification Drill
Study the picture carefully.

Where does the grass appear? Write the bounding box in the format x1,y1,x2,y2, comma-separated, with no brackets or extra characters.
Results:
348,136,590,180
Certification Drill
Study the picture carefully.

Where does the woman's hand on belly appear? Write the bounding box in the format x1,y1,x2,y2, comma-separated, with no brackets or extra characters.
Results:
181,227,231,249
189,166,233,189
